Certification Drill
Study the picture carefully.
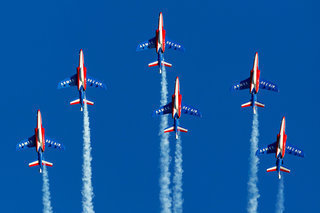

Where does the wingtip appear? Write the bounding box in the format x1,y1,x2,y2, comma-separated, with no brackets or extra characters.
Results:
255,149,260,156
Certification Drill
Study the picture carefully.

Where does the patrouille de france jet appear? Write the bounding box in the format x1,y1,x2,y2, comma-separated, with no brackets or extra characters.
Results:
153,77,201,139
256,117,304,179
16,110,64,173
232,52,279,114
58,49,106,111
136,12,185,74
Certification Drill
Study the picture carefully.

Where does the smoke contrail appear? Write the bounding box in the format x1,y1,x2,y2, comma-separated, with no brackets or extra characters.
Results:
42,166,53,213
173,135,183,213
159,66,172,213
247,112,260,213
276,178,285,213
82,103,95,213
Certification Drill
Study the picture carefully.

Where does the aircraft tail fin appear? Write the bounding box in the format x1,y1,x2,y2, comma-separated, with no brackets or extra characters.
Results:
241,101,252,108
266,166,277,172
28,160,53,167
280,166,290,173
164,126,188,133
83,99,94,106
177,126,188,133
148,61,172,68
163,61,172,67
164,126,174,133
70,99,81,105
42,160,53,167
255,101,265,108
148,61,159,67
70,98,94,111
29,160,40,167
241,101,265,108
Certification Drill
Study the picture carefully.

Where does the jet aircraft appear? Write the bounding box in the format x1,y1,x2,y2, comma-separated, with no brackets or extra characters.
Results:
136,12,184,74
16,110,64,173
232,52,279,114
58,49,106,111
256,117,304,179
154,77,201,139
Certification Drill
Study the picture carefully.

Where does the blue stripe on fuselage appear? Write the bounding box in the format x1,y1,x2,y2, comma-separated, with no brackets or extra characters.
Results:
38,150,43,172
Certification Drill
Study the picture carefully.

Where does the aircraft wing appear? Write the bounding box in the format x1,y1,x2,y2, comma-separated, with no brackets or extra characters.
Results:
16,136,35,150
57,74,77,89
136,37,156,51
153,102,172,116
45,138,65,150
259,79,279,92
256,142,277,155
286,144,304,157
231,78,250,91
87,76,107,89
166,38,185,51
181,103,201,117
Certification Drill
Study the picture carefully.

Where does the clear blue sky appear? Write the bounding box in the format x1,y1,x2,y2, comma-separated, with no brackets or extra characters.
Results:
0,0,318,212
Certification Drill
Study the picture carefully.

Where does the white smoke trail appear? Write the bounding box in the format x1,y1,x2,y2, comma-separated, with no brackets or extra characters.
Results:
247,112,260,213
42,166,53,213
276,178,285,213
82,103,95,213
173,135,183,213
159,66,172,213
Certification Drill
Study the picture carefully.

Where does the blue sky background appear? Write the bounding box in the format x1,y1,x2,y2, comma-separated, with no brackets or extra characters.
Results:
0,0,318,212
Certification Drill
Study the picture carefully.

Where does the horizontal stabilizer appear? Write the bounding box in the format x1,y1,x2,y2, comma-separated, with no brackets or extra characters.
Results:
84,99,94,105
255,102,265,108
241,101,252,108
164,126,174,133
148,61,159,67
29,160,39,167
70,99,94,105
70,99,80,105
42,160,53,167
177,126,188,133
266,166,277,172
280,166,290,173
163,61,172,67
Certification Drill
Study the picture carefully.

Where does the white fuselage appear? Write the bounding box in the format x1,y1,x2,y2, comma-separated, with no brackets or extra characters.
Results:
276,117,286,158
173,77,180,118
250,52,261,94
78,50,85,89
157,13,164,53
36,110,44,152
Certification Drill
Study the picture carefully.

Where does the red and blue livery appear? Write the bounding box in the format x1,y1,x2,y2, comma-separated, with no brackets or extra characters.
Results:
154,77,201,139
16,110,64,173
256,117,304,179
232,52,279,114
58,49,106,111
136,12,184,74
